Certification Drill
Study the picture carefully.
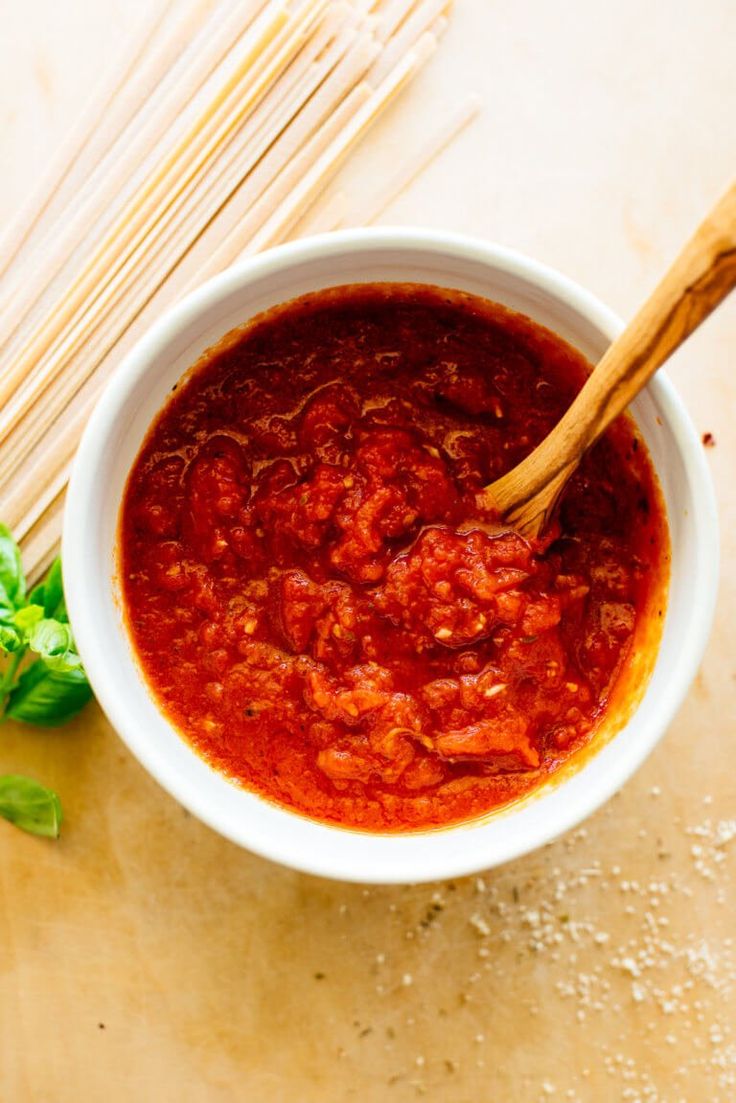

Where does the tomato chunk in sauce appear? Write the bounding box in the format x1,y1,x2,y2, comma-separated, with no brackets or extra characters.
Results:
120,284,668,831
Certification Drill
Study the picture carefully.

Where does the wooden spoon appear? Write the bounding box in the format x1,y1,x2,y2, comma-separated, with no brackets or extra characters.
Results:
481,181,736,538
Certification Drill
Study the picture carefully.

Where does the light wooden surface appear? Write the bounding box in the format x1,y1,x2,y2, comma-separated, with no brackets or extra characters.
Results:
1,2,735,1100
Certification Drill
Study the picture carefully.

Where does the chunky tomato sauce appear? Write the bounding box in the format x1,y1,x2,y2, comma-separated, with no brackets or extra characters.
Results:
120,284,668,831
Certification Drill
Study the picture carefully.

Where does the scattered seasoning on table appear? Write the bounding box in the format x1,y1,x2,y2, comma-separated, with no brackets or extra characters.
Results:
329,790,734,1099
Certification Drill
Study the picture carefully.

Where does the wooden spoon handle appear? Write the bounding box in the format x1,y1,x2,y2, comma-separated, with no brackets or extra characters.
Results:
486,181,736,536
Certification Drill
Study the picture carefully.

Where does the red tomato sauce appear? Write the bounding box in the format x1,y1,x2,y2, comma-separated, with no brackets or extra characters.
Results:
120,284,669,831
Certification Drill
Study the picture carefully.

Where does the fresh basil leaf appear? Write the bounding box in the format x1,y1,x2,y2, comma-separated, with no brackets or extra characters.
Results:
0,585,15,623
0,524,25,607
41,558,66,621
0,624,23,653
27,581,44,607
28,617,73,657
25,618,81,673
39,650,83,674
13,604,45,635
27,559,67,620
5,660,92,727
0,774,62,837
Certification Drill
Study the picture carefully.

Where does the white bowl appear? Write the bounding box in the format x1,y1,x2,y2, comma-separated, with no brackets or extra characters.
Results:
63,228,718,884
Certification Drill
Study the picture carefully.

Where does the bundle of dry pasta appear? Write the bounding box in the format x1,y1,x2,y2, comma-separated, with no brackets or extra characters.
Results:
0,0,478,580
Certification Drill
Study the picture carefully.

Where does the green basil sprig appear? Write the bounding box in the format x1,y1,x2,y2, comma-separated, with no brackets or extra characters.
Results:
0,525,92,838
